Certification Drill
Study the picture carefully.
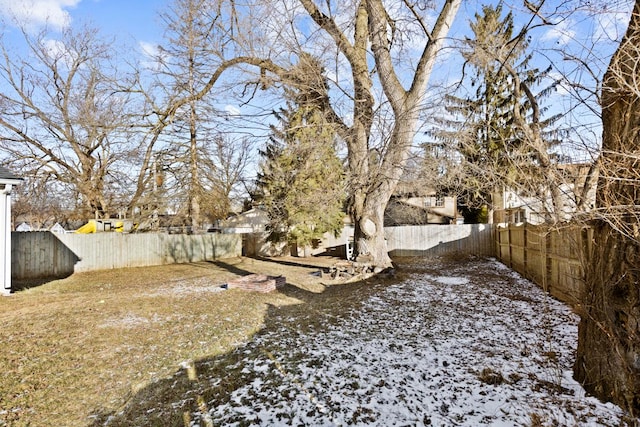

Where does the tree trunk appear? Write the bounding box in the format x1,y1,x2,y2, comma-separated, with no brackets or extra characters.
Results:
189,101,201,232
352,190,393,269
574,0,640,415
575,226,640,415
345,0,461,270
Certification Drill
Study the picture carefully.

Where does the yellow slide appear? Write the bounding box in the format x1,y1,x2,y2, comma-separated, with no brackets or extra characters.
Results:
75,220,96,234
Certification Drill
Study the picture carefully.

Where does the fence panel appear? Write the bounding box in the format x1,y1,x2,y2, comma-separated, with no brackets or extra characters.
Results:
509,226,526,273
12,232,241,280
385,224,495,257
496,226,511,265
522,226,547,287
495,224,589,307
13,225,497,280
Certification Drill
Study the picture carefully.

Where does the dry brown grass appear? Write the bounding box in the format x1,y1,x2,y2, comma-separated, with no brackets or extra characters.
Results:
0,256,339,427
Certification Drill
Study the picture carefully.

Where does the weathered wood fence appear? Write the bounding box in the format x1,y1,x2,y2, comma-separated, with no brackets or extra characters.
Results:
495,224,591,306
14,224,558,293
385,224,495,257
245,224,496,259
12,231,241,280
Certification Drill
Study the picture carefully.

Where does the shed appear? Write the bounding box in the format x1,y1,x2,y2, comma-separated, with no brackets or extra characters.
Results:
0,166,22,295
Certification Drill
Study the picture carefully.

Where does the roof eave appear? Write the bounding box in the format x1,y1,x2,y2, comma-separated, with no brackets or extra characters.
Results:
0,177,22,185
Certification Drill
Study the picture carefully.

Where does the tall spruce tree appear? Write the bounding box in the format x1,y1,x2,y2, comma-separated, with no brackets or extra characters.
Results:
459,4,522,169
434,3,562,220
255,103,345,253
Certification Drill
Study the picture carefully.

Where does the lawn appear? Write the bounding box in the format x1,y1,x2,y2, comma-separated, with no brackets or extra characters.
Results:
0,256,335,427
1,255,635,426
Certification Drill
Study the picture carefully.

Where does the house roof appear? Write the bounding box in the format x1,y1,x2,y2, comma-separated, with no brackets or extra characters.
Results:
393,182,438,197
219,208,269,232
0,166,22,183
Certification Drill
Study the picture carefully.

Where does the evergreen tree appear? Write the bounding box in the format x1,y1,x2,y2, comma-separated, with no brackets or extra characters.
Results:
255,104,345,251
459,4,522,169
432,3,562,218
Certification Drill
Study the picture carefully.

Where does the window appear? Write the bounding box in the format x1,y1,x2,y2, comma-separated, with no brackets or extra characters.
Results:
435,197,445,207
512,209,526,223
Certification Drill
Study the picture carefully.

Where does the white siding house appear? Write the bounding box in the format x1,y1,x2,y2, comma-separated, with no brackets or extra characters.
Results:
0,166,22,295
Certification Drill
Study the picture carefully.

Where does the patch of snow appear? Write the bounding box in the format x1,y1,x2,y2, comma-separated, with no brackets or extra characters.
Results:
185,258,634,426
427,275,470,285
146,277,225,297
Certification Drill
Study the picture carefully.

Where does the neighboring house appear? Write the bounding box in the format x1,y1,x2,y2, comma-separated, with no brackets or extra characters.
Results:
217,208,281,256
1,165,22,295
493,163,598,224
218,208,354,258
15,222,68,233
217,208,269,234
385,189,459,226
16,222,32,232
50,223,68,233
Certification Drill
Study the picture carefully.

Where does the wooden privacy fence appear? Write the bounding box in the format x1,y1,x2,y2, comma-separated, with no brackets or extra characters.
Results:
385,224,495,257
13,225,496,281
12,231,242,280
244,224,496,258
495,224,592,306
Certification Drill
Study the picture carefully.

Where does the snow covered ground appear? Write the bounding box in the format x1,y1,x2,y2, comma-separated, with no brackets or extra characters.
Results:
188,257,634,426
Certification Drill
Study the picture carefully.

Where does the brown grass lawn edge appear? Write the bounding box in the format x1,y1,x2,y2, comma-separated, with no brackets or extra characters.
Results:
0,256,347,427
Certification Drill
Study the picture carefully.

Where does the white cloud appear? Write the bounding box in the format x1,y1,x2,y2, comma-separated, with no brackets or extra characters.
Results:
43,38,66,57
138,41,166,70
224,105,241,116
0,0,81,30
548,71,570,97
42,37,78,68
139,41,158,57
541,19,576,46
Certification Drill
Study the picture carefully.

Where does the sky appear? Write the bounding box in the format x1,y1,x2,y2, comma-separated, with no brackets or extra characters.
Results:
0,0,634,162
0,0,631,75
0,0,165,42
0,0,632,94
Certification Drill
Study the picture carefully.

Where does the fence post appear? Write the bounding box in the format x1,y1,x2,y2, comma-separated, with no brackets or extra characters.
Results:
507,224,513,268
523,224,528,279
542,229,550,293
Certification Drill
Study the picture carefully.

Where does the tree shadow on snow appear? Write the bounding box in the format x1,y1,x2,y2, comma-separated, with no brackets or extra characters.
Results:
86,261,400,427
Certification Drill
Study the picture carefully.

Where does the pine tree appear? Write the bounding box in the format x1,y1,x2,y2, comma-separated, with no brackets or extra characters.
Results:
460,4,522,168
432,3,562,219
255,104,345,252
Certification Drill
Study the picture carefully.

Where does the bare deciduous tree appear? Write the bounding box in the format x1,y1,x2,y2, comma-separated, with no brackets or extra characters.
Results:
130,0,253,232
574,0,640,415
134,0,461,265
150,134,253,229
9,174,69,229
152,0,223,230
0,25,140,219
198,135,254,221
